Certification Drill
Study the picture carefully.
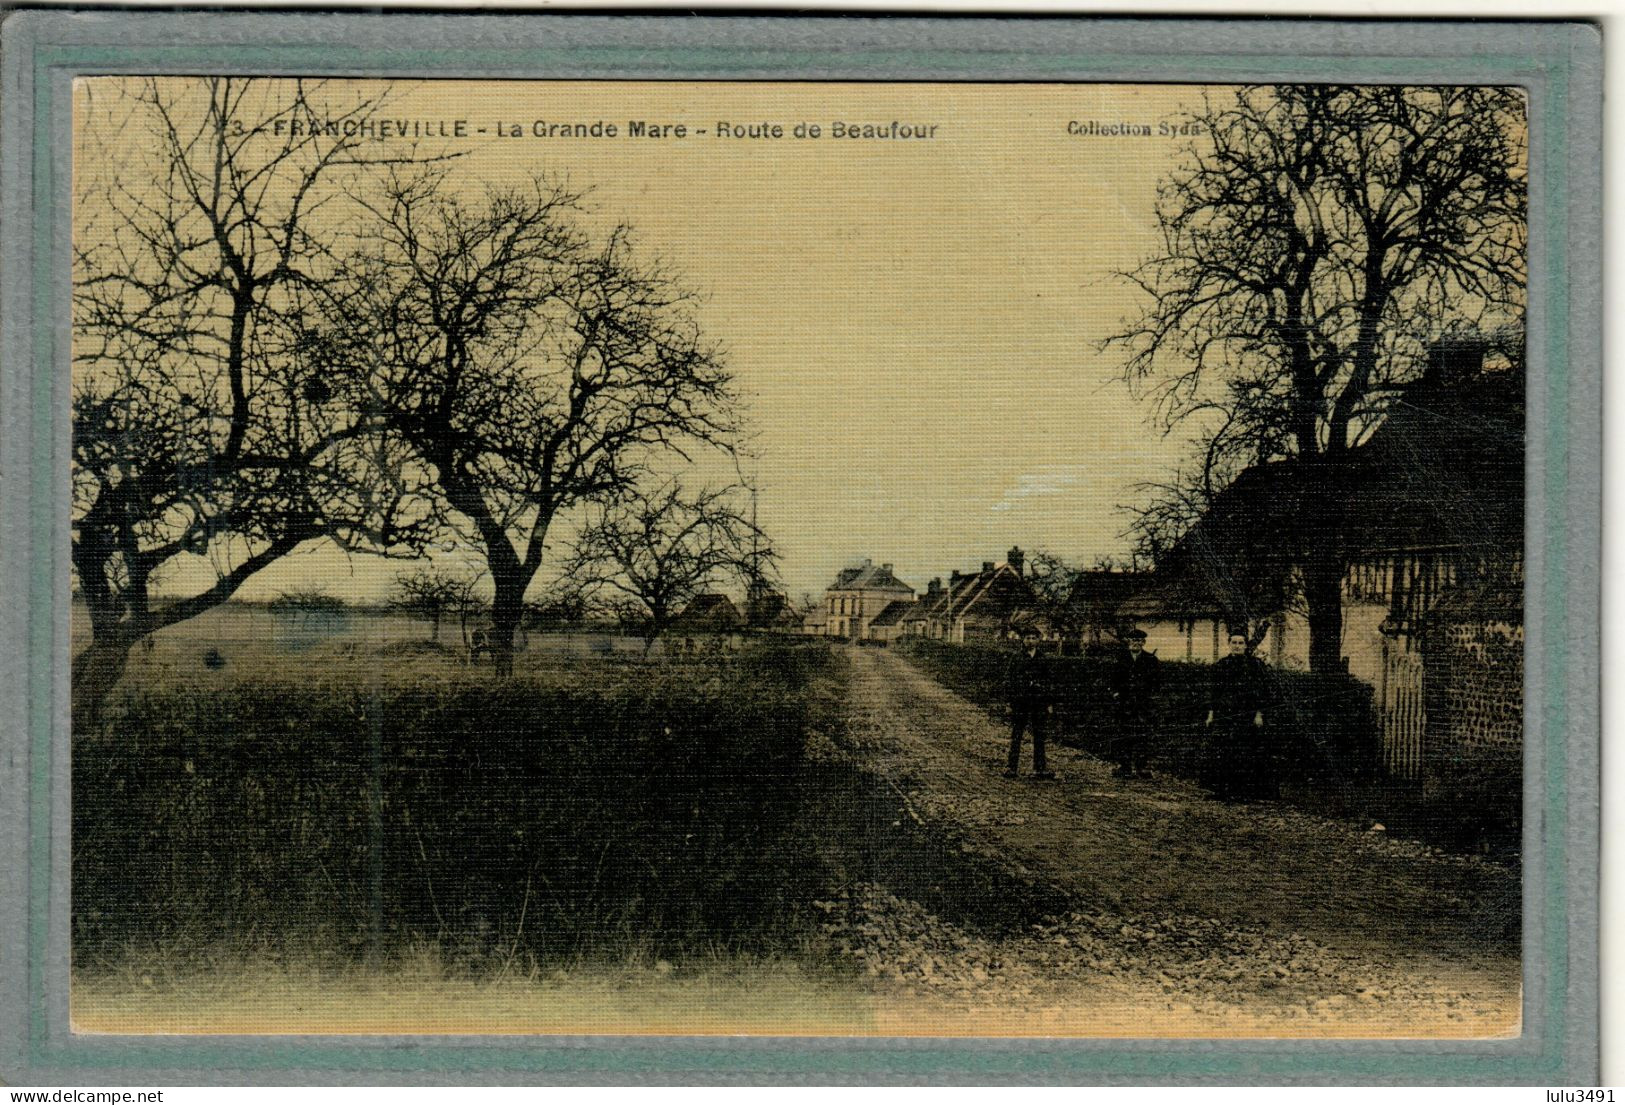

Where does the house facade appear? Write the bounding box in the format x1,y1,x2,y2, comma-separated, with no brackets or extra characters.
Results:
806,559,915,640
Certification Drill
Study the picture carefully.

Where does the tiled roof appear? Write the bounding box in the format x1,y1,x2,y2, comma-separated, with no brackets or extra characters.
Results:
1117,575,1226,619
828,562,914,593
868,599,916,628
900,601,934,623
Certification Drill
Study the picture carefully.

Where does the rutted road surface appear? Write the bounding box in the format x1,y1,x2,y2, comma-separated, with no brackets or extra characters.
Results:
815,647,1521,1036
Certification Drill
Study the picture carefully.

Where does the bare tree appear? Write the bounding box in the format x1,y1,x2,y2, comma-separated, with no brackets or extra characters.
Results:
1124,462,1297,651
1110,85,1525,672
337,173,739,674
71,78,429,727
522,591,588,634
1024,550,1143,647
388,564,478,644
566,481,770,653
1022,552,1095,645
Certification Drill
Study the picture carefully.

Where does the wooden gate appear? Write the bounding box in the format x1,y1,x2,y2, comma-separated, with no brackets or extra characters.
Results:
1378,637,1426,780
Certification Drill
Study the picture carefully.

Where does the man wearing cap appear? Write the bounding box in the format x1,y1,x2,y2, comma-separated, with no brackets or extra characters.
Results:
1002,625,1057,780
1109,627,1162,779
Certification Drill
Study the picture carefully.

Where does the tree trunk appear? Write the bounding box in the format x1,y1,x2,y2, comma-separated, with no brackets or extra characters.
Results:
72,633,137,733
489,576,525,678
1296,448,1354,675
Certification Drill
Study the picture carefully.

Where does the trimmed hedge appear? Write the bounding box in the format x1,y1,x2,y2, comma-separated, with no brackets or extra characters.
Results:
74,643,840,961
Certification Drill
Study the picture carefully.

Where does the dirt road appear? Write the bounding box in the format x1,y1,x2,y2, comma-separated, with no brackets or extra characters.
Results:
816,647,1522,1036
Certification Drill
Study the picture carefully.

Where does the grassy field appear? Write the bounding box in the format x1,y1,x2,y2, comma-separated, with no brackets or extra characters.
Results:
73,631,850,995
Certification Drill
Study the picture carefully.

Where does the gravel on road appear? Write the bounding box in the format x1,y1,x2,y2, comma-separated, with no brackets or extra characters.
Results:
813,647,1522,1037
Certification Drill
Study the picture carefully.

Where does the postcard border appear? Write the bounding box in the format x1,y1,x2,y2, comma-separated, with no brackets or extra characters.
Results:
0,12,1601,1086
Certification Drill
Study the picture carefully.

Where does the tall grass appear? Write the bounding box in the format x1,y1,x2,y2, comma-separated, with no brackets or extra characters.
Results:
74,640,845,969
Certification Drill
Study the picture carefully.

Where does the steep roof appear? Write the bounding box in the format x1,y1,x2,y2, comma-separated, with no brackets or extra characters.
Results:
1343,357,1523,558
957,570,1038,628
828,561,914,593
745,589,800,629
671,593,743,631
900,599,935,623
868,599,916,628
941,572,989,620
914,563,1039,630
1134,334,1524,627
1118,573,1228,620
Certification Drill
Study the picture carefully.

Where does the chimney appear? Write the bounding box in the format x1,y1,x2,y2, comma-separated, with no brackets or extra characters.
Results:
982,561,994,574
882,563,893,574
949,570,966,588
1007,546,1025,576
928,577,942,595
863,557,872,567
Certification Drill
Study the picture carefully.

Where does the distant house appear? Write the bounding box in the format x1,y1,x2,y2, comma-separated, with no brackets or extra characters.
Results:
674,592,744,630
1034,566,1152,652
1107,573,1225,660
907,548,1038,644
670,593,745,653
744,585,802,633
811,559,915,640
901,576,949,638
801,605,830,637
1116,460,1303,665
866,598,916,644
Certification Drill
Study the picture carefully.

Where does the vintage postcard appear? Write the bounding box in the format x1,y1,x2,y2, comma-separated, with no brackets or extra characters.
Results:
1,12,1600,1087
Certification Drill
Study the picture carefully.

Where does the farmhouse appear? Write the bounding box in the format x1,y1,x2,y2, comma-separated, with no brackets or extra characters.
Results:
905,547,1038,644
670,593,745,653
743,584,802,633
1120,332,1524,795
807,559,915,640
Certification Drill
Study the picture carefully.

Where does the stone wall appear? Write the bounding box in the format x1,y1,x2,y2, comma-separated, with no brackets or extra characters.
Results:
1419,618,1523,852
1425,620,1524,764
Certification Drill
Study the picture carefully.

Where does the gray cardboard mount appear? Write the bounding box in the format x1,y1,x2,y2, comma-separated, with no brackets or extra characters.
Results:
0,11,1601,1086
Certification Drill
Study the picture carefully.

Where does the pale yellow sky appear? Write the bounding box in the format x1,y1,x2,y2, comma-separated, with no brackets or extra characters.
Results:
76,78,1216,602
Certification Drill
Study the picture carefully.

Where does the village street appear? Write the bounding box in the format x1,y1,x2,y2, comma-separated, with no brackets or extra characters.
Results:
812,647,1523,1036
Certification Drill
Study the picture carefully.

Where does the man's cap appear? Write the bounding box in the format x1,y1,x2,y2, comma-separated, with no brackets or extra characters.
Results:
1123,628,1148,641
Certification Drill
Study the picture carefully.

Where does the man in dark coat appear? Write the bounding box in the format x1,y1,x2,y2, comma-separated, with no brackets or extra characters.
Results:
1110,628,1162,778
1204,631,1277,800
1003,626,1056,780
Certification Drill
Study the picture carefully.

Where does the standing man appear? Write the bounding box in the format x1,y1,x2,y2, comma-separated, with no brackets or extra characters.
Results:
1003,625,1057,780
1205,630,1276,800
1110,628,1162,779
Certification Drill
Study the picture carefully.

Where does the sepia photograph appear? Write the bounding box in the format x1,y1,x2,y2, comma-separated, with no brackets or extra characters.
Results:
59,72,1536,1041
